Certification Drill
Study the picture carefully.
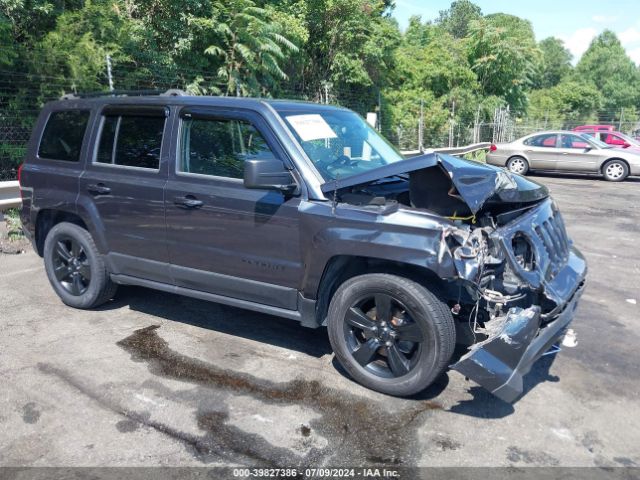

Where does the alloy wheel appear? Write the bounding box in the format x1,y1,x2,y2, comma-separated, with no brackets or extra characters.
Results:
343,293,424,378
52,236,91,296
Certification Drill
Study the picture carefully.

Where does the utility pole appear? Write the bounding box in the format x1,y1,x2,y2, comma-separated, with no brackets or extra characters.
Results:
105,55,114,92
377,90,382,132
449,100,456,148
418,99,424,152
619,108,624,131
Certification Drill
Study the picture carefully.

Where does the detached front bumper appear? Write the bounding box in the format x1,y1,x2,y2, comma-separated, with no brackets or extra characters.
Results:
451,247,587,403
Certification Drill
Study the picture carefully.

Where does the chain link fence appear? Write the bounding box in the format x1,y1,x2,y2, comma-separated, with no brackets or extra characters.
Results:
3,65,640,180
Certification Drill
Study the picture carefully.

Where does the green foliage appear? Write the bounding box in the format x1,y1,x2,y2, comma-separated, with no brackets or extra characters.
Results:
467,14,540,111
2,0,640,173
534,37,572,89
529,80,602,127
436,0,482,39
191,0,299,96
576,30,640,112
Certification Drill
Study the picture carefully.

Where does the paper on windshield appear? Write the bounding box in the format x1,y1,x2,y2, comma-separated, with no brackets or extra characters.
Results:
285,114,338,142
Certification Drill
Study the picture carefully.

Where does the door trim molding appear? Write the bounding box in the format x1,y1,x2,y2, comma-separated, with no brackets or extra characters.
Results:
110,274,303,322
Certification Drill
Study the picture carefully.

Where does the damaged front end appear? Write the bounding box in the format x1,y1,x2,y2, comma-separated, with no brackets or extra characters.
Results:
447,197,586,402
322,153,587,402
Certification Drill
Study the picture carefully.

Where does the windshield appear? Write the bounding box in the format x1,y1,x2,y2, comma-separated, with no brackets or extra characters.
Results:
580,133,610,148
614,132,640,146
276,107,405,181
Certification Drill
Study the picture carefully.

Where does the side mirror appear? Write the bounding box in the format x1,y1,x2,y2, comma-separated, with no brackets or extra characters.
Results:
244,158,297,193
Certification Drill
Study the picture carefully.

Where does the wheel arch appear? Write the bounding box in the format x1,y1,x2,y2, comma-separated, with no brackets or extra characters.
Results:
34,209,89,257
600,157,630,173
313,255,450,328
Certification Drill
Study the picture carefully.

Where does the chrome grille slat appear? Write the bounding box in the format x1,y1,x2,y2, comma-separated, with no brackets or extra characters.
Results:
531,209,571,281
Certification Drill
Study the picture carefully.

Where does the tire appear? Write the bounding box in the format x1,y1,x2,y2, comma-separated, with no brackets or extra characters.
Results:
43,222,117,309
602,159,629,182
327,273,455,397
506,156,529,175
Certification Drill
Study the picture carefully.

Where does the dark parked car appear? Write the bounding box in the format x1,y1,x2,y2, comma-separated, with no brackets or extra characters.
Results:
19,91,587,402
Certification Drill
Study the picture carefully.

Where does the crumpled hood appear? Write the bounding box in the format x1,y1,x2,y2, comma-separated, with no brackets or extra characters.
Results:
321,152,549,214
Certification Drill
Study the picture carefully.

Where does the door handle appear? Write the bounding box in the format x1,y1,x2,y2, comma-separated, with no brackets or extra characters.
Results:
174,195,204,209
87,183,111,195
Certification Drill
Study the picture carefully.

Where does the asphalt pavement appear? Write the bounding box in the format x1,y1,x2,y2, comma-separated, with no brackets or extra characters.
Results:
0,173,639,468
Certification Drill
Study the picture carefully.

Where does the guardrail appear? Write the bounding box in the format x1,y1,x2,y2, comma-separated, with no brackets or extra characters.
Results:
401,142,492,158
0,181,20,210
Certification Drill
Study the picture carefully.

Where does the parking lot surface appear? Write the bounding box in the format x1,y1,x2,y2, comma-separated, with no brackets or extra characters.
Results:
1,173,639,468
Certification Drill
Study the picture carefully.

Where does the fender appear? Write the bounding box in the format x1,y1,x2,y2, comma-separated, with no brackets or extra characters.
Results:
297,200,459,299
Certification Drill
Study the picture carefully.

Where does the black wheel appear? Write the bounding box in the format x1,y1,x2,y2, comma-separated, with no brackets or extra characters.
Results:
602,159,629,182
43,222,117,308
507,156,529,175
327,274,455,396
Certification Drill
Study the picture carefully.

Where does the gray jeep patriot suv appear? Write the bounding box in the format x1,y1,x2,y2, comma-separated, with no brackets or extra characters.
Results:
19,91,587,402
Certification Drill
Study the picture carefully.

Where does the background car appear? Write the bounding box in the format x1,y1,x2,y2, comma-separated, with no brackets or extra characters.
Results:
573,124,614,133
573,126,640,151
487,130,640,181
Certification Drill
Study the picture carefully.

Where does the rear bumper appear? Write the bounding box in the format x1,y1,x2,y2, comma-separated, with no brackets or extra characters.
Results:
452,248,587,403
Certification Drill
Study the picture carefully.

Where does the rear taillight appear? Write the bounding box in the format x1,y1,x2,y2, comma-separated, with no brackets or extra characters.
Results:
489,144,497,152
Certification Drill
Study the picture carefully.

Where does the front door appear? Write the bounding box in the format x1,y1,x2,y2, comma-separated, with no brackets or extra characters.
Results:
164,107,303,310
556,133,603,172
78,104,170,282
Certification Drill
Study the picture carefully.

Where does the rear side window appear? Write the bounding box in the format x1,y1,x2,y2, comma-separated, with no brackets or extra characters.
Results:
524,134,557,148
96,114,165,169
38,110,90,162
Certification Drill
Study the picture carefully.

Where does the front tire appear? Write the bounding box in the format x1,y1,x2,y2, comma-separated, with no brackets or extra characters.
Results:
507,156,529,175
327,274,455,397
43,222,117,309
602,159,629,182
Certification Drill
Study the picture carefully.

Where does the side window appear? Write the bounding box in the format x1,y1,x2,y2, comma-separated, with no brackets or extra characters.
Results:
96,114,165,169
607,133,626,146
560,134,588,149
38,110,90,162
524,134,557,147
179,116,275,179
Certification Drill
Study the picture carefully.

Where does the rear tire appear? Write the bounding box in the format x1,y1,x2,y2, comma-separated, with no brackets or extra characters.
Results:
506,156,529,175
327,273,455,397
602,159,629,182
43,222,117,309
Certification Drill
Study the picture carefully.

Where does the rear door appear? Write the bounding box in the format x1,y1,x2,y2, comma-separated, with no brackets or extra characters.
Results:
523,133,559,169
163,106,303,310
77,104,171,282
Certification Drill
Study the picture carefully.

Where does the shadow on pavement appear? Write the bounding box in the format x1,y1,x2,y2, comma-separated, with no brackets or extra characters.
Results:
100,285,562,418
447,353,558,418
99,285,333,358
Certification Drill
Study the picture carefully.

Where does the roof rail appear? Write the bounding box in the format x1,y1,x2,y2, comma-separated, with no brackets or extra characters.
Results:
59,89,188,100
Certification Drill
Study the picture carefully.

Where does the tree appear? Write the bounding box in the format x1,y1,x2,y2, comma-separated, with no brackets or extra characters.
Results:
191,0,298,96
529,80,602,127
467,14,540,111
394,24,476,98
436,0,482,39
535,37,572,89
576,30,640,112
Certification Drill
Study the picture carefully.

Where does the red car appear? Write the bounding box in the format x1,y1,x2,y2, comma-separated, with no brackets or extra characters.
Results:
573,126,640,150
573,125,614,133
